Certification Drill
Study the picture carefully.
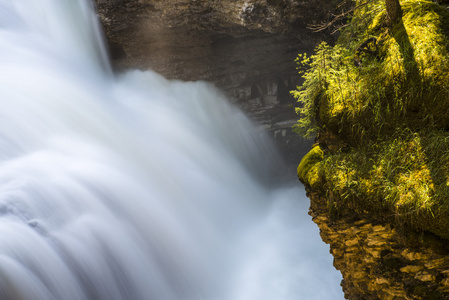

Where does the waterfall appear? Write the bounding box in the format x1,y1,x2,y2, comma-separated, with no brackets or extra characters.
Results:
0,0,343,299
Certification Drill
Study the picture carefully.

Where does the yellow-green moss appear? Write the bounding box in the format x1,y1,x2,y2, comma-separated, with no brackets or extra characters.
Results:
318,130,449,239
294,0,449,240
294,0,449,143
297,144,324,189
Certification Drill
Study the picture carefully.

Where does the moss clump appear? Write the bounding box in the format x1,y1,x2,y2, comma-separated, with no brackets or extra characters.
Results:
293,0,449,240
297,144,324,190
294,0,449,144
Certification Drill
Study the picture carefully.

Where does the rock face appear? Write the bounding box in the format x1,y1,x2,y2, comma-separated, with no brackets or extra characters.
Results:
94,0,339,169
308,190,449,299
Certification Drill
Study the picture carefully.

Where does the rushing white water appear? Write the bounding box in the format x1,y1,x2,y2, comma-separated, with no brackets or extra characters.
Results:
0,0,344,299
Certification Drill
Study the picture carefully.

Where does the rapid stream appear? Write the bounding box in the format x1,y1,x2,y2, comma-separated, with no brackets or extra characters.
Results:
0,0,343,299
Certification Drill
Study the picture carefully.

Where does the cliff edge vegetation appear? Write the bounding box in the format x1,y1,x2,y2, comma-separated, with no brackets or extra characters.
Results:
294,0,449,240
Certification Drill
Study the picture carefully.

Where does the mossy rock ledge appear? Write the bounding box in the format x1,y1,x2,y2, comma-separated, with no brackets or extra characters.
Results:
295,0,449,298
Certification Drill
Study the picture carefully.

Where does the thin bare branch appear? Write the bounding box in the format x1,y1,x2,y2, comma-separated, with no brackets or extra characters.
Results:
307,0,374,33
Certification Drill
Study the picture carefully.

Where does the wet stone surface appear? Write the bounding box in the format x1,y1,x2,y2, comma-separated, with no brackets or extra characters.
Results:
94,0,335,171
308,190,449,300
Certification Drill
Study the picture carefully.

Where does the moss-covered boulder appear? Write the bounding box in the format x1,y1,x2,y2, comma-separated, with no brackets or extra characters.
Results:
297,144,323,189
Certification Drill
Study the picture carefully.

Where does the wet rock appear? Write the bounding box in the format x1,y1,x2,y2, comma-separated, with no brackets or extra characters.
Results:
308,190,449,299
94,0,337,170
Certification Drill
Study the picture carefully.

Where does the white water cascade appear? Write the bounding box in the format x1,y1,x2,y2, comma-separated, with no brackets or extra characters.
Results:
0,0,344,299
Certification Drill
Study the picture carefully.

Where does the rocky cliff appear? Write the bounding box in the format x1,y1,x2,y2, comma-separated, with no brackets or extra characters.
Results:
295,0,449,298
94,0,342,169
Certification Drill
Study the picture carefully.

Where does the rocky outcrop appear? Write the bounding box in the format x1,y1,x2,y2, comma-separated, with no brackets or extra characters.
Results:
294,1,449,298
94,0,339,168
308,189,449,299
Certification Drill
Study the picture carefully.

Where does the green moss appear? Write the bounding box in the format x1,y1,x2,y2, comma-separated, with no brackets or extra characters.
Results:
297,144,324,189
317,130,449,239
293,0,449,240
294,0,449,142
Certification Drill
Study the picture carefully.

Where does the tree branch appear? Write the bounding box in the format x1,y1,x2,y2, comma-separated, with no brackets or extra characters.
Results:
307,0,374,33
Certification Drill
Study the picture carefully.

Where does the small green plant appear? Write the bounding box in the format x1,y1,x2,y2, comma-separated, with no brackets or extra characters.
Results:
291,42,334,138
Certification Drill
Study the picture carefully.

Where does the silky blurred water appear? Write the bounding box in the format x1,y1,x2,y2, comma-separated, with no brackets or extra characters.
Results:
0,0,343,299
